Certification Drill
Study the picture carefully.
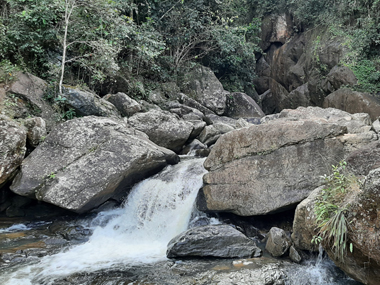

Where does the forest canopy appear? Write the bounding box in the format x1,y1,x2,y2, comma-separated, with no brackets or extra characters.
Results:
1,0,379,95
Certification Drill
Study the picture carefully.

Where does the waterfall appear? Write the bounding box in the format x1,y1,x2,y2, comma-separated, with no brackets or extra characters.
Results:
0,157,207,285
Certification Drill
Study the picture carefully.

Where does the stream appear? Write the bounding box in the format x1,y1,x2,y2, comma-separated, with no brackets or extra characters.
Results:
0,157,361,284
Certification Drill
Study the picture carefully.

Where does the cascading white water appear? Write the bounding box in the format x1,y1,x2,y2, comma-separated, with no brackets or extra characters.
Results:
0,157,207,285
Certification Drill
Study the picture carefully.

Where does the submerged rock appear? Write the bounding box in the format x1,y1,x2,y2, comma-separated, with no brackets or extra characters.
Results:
11,116,179,213
167,224,261,258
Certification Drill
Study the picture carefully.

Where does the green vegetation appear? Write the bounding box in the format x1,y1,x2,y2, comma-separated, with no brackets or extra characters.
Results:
312,161,357,261
1,0,380,96
0,0,261,94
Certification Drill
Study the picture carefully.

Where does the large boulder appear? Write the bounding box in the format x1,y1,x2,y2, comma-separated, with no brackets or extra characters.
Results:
0,116,26,186
104,92,142,117
167,224,261,258
265,227,292,257
225,92,265,118
128,109,194,153
323,88,380,121
62,87,120,117
181,66,228,115
9,73,56,128
10,116,179,213
200,119,346,216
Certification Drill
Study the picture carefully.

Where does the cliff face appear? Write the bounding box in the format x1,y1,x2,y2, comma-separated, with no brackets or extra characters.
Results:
253,15,373,117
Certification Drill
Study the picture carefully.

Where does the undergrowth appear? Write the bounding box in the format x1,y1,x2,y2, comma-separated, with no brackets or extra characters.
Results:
312,160,357,262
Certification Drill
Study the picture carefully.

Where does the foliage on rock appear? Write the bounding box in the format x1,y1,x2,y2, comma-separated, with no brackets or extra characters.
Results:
312,161,359,262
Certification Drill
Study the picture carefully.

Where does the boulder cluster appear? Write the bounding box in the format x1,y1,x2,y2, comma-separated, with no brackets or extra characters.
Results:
2,28,380,282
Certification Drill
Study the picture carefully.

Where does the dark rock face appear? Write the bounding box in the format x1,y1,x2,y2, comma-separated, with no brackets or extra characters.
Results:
260,14,293,50
265,227,292,257
128,109,194,153
167,224,261,258
322,65,357,94
62,86,120,117
323,88,380,121
104,92,142,117
0,116,26,186
255,26,358,114
225,92,265,118
10,116,178,213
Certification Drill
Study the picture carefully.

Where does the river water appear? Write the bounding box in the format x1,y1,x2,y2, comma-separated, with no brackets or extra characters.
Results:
0,157,361,284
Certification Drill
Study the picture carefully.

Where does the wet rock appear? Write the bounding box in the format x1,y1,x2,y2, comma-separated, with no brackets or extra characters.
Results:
225,92,265,119
181,66,228,115
167,224,261,258
11,116,179,213
23,117,47,147
104,92,142,117
265,227,292,257
323,88,380,121
62,86,120,117
289,246,302,263
201,119,346,216
128,109,193,153
6,205,25,217
0,115,26,186
260,263,287,285
49,222,92,241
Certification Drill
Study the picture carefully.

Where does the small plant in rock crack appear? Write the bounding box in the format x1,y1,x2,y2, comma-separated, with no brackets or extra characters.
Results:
312,160,355,262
